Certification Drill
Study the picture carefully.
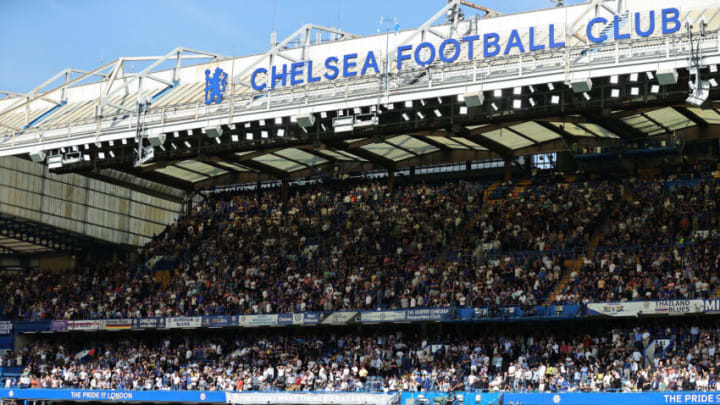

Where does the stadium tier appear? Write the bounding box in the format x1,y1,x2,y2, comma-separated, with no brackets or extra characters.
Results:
2,0,720,404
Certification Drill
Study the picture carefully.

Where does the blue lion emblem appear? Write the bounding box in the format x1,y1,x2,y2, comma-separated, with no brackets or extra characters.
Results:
204,67,227,105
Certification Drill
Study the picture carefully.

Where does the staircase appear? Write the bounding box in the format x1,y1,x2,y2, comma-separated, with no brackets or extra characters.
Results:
547,183,630,303
483,181,502,202
510,179,532,197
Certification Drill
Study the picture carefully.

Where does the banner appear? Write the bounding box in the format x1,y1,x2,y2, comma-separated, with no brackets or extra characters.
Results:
277,313,324,326
0,321,11,335
703,299,720,313
131,318,164,330
226,392,398,405
0,388,225,403
587,300,704,317
238,314,278,327
321,311,358,325
361,308,453,323
202,315,236,328
503,391,720,405
68,320,105,331
104,319,132,331
50,320,68,332
166,317,202,329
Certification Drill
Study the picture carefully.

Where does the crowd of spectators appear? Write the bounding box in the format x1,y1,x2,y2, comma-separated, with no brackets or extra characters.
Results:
1,171,719,320
3,324,720,393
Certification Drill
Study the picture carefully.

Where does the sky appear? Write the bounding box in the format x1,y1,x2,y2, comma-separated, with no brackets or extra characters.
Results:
0,0,585,94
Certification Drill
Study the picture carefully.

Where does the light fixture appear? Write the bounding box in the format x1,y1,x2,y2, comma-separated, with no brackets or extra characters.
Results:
686,80,710,107
277,128,285,137
513,87,522,95
402,113,410,121
550,95,560,104
148,133,166,146
548,83,555,91
646,72,655,80
108,140,114,146
385,103,395,110
215,137,221,144
491,102,499,111
529,97,536,107
297,114,316,128
171,142,178,150
416,111,425,119
205,127,223,138
513,99,522,109
610,75,619,84
84,144,90,150
710,64,718,73
98,152,105,160
656,69,679,85
709,78,718,88
121,138,127,145
457,94,465,102
464,92,484,107
183,140,192,148
571,78,592,93
419,99,426,106
173,132,180,138
108,151,115,158
246,133,253,140
529,85,535,93
332,116,354,133
433,109,442,117
261,130,269,138
611,88,620,98
29,150,46,163
83,154,90,161
320,111,327,118
274,117,283,125
629,73,638,82
231,135,239,142
436,97,443,104
244,122,251,128
493,89,502,97
582,92,591,101
404,100,413,108
630,87,640,96
259,120,266,126
459,106,468,115
353,107,361,114
650,85,660,94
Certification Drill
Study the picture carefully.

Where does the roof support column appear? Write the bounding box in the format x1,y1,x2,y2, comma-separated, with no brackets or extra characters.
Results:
504,157,512,182
388,169,395,193
282,179,289,207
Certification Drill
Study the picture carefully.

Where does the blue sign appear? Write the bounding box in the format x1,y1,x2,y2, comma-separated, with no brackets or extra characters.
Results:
0,389,226,403
202,315,236,327
250,8,680,91
204,67,227,105
503,391,720,405
130,318,165,330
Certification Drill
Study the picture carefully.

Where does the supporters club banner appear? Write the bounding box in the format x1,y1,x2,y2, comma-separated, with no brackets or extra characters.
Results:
68,320,105,331
131,318,165,329
166,316,203,329
0,321,11,335
360,308,453,323
104,319,132,331
587,300,705,317
503,391,720,405
0,388,225,403
50,320,68,332
320,311,358,325
238,314,278,327
202,315,237,327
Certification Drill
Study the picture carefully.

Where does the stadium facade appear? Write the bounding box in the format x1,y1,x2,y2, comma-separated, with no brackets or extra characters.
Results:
1,0,720,403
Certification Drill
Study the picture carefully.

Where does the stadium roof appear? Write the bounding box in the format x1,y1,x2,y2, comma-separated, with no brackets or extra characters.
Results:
0,0,719,196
